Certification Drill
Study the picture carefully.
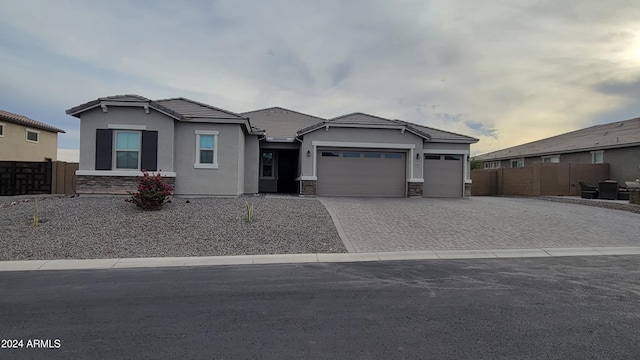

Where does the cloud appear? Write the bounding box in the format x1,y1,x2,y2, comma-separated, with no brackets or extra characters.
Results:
0,0,639,157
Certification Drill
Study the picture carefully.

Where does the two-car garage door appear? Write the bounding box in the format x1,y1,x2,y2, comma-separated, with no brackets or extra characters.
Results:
317,150,405,197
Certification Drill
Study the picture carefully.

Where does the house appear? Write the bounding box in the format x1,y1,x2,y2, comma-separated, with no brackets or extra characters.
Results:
474,117,640,184
0,109,66,161
66,95,478,197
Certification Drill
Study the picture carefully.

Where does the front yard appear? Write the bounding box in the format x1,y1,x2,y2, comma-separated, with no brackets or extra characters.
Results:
0,195,346,261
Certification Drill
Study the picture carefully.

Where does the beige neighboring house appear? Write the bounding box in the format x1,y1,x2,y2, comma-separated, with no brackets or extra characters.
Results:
0,109,66,161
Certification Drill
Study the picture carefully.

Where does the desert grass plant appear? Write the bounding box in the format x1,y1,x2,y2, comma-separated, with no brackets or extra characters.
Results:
126,170,173,210
245,201,254,223
33,199,39,226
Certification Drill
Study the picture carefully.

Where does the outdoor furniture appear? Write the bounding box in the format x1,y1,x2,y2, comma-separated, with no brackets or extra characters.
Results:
578,181,598,199
598,181,619,200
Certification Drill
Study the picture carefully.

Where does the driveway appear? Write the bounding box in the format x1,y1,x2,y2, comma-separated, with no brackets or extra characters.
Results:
319,197,640,253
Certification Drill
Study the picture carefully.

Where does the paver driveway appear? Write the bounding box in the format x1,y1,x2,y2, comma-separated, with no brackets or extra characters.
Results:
319,197,640,253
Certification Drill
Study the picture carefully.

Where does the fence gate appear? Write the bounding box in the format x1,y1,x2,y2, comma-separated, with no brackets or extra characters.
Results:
0,161,53,196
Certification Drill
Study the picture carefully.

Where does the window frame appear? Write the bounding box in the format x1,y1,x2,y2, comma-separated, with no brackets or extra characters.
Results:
591,150,604,164
113,130,141,170
541,155,560,164
483,161,501,169
0,122,5,137
260,150,275,179
510,158,524,168
194,130,219,169
25,128,39,143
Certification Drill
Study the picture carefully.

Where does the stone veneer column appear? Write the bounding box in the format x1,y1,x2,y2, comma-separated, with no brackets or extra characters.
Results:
407,182,423,197
629,189,640,205
464,182,472,197
300,180,317,196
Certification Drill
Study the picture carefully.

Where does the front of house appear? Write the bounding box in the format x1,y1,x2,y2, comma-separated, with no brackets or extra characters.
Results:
67,95,478,197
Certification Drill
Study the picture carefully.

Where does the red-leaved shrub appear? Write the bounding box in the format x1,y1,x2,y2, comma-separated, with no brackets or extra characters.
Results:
125,170,173,210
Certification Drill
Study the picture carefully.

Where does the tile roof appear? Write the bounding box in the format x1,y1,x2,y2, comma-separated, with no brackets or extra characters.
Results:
475,117,640,160
154,98,247,120
242,107,325,139
65,94,151,115
296,112,478,143
0,109,65,133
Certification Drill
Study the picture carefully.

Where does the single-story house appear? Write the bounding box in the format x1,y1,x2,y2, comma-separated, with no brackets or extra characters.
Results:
474,117,640,184
66,95,478,197
0,109,66,161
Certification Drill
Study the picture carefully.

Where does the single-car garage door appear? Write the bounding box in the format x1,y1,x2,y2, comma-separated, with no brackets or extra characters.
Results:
317,150,406,197
423,154,463,197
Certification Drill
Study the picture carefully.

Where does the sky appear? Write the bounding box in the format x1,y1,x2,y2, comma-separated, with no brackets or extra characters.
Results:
1,0,639,162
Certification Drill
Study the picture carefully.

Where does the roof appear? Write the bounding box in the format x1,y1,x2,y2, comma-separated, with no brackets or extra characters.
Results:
0,109,65,133
65,94,151,115
296,112,478,143
154,98,247,120
241,106,325,139
475,117,640,161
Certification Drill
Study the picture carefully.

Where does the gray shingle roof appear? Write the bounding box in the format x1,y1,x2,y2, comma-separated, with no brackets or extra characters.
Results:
154,98,246,120
0,109,65,133
475,117,640,160
242,107,325,139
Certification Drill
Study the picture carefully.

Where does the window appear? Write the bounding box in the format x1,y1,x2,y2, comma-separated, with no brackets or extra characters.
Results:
510,159,524,168
261,151,274,178
343,152,361,158
591,151,604,164
542,155,560,163
115,131,140,169
483,161,501,169
384,153,402,159
445,155,462,161
424,155,441,160
26,129,39,143
321,151,339,157
364,152,382,158
0,123,4,137
194,130,219,169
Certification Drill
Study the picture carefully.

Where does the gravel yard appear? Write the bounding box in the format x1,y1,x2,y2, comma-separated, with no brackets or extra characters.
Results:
0,195,346,261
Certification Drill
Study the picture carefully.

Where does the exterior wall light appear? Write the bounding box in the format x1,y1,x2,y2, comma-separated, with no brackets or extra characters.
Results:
307,150,311,157
416,153,421,160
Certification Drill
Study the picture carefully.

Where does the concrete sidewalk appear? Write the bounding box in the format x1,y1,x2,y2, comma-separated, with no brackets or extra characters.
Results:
1,246,640,272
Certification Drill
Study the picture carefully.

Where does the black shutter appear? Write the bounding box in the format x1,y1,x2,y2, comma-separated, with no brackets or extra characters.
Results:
141,130,158,171
95,129,113,170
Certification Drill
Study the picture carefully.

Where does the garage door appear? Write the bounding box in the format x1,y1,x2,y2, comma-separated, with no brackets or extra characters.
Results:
317,150,406,197
423,154,463,197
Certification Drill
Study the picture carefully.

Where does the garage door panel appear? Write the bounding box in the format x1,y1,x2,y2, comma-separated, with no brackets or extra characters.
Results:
423,155,463,197
317,151,405,197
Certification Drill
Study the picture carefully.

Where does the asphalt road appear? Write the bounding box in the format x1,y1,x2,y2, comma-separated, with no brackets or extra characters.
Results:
1,256,639,359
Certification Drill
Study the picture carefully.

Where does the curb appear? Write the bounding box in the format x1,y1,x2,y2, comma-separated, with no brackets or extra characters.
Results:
1,246,640,272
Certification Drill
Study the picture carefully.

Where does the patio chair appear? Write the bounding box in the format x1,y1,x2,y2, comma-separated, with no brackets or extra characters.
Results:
597,181,619,200
578,181,598,199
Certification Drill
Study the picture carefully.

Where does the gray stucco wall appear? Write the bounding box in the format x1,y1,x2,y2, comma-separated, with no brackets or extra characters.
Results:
300,127,424,179
244,136,259,194
423,142,470,151
78,106,175,171
173,122,243,196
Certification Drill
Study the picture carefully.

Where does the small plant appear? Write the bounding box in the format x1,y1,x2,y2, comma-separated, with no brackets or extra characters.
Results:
245,201,254,223
33,200,39,226
126,170,173,210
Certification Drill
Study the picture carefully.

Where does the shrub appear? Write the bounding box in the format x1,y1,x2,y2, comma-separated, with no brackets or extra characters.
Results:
126,170,173,210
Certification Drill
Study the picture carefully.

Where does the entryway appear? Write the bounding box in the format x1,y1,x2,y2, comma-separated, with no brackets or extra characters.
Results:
259,149,299,194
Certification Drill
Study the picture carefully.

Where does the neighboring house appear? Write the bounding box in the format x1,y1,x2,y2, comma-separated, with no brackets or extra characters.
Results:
474,117,640,184
66,95,478,197
0,109,65,161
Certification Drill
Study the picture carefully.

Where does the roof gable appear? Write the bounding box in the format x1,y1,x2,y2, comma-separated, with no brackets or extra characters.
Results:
242,106,325,139
475,117,640,160
0,109,65,133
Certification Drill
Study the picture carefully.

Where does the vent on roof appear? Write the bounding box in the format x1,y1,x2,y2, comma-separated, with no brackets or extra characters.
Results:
617,122,624,127
603,131,608,135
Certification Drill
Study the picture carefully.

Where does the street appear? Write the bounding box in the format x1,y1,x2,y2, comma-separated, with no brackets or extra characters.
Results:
1,256,639,359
